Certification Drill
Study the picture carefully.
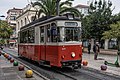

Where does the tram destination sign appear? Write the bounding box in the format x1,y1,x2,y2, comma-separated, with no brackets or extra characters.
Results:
65,22,78,27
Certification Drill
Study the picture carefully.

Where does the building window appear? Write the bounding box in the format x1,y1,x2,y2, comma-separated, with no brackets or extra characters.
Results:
25,18,27,25
21,20,23,27
31,16,35,21
10,16,16,20
18,22,20,30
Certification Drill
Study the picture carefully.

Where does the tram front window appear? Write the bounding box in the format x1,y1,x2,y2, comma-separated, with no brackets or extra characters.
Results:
64,27,80,42
50,27,81,42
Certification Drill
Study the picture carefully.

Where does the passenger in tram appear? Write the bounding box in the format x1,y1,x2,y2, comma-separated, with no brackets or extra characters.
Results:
51,23,58,42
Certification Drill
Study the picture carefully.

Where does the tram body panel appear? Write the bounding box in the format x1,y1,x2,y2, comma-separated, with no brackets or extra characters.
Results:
45,45,59,66
18,44,41,61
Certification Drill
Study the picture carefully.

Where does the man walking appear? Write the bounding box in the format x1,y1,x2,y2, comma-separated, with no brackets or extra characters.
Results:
93,42,100,60
88,42,91,54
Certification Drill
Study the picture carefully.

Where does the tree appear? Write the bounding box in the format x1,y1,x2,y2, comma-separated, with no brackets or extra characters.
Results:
0,20,13,44
102,21,120,50
82,0,113,41
32,0,80,18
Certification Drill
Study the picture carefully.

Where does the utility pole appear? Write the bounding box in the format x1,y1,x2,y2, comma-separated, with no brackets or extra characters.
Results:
56,0,60,16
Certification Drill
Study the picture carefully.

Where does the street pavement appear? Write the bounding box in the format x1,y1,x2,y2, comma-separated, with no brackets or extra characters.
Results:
82,49,120,77
0,50,44,80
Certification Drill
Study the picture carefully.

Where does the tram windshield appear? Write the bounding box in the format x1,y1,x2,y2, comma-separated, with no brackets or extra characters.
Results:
59,27,81,42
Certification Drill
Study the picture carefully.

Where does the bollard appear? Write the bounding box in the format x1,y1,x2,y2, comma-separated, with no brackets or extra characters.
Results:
101,65,107,71
82,60,88,66
25,70,33,78
4,53,9,58
10,59,14,63
7,56,12,60
18,65,24,71
13,61,18,66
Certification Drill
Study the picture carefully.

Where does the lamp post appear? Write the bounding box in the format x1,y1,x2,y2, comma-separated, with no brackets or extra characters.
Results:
56,0,60,16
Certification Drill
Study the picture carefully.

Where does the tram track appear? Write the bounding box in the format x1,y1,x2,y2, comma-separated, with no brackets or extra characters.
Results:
2,49,78,80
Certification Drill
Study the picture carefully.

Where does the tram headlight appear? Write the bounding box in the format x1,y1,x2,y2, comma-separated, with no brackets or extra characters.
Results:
71,52,75,58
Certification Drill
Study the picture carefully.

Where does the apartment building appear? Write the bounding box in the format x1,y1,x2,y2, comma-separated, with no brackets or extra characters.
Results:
6,8,22,47
74,4,89,16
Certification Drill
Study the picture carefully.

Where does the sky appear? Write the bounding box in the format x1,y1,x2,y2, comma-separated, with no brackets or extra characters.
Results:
0,0,120,19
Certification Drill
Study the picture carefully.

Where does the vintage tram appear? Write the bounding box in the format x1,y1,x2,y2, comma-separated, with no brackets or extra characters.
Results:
18,13,82,69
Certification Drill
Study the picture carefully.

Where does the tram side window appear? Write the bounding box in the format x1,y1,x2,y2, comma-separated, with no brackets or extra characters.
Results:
20,29,35,43
20,32,24,43
20,31,28,43
51,23,58,42
40,27,44,42
47,25,51,42
28,29,35,43
24,31,28,43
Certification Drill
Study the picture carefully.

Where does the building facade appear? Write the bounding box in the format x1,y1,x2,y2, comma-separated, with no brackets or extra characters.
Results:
74,4,89,16
6,8,22,47
16,4,38,38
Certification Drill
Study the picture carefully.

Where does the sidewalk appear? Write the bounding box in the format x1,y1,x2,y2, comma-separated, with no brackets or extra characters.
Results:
83,48,118,55
0,51,45,80
82,52,120,77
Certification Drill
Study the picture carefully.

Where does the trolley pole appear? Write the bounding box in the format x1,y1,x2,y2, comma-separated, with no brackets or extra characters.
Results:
56,0,60,16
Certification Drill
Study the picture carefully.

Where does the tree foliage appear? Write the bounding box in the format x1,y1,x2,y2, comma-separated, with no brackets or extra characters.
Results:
102,21,120,39
0,20,13,39
32,0,80,18
82,0,113,41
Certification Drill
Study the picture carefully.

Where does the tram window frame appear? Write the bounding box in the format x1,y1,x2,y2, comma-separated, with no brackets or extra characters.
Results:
59,27,65,42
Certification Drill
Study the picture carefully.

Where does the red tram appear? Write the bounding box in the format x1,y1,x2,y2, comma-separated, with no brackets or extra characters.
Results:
18,14,82,69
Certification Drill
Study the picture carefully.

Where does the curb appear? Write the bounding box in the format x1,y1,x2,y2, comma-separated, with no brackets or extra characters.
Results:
82,66,120,79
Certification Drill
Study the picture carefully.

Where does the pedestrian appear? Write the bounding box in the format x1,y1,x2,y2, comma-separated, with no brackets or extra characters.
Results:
93,42,100,60
88,42,91,54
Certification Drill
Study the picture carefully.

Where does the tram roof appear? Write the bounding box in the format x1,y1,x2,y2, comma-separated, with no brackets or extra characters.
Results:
20,15,80,30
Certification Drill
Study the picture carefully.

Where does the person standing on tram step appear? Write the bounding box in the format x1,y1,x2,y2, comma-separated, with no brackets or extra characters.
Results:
93,42,100,60
88,42,91,54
